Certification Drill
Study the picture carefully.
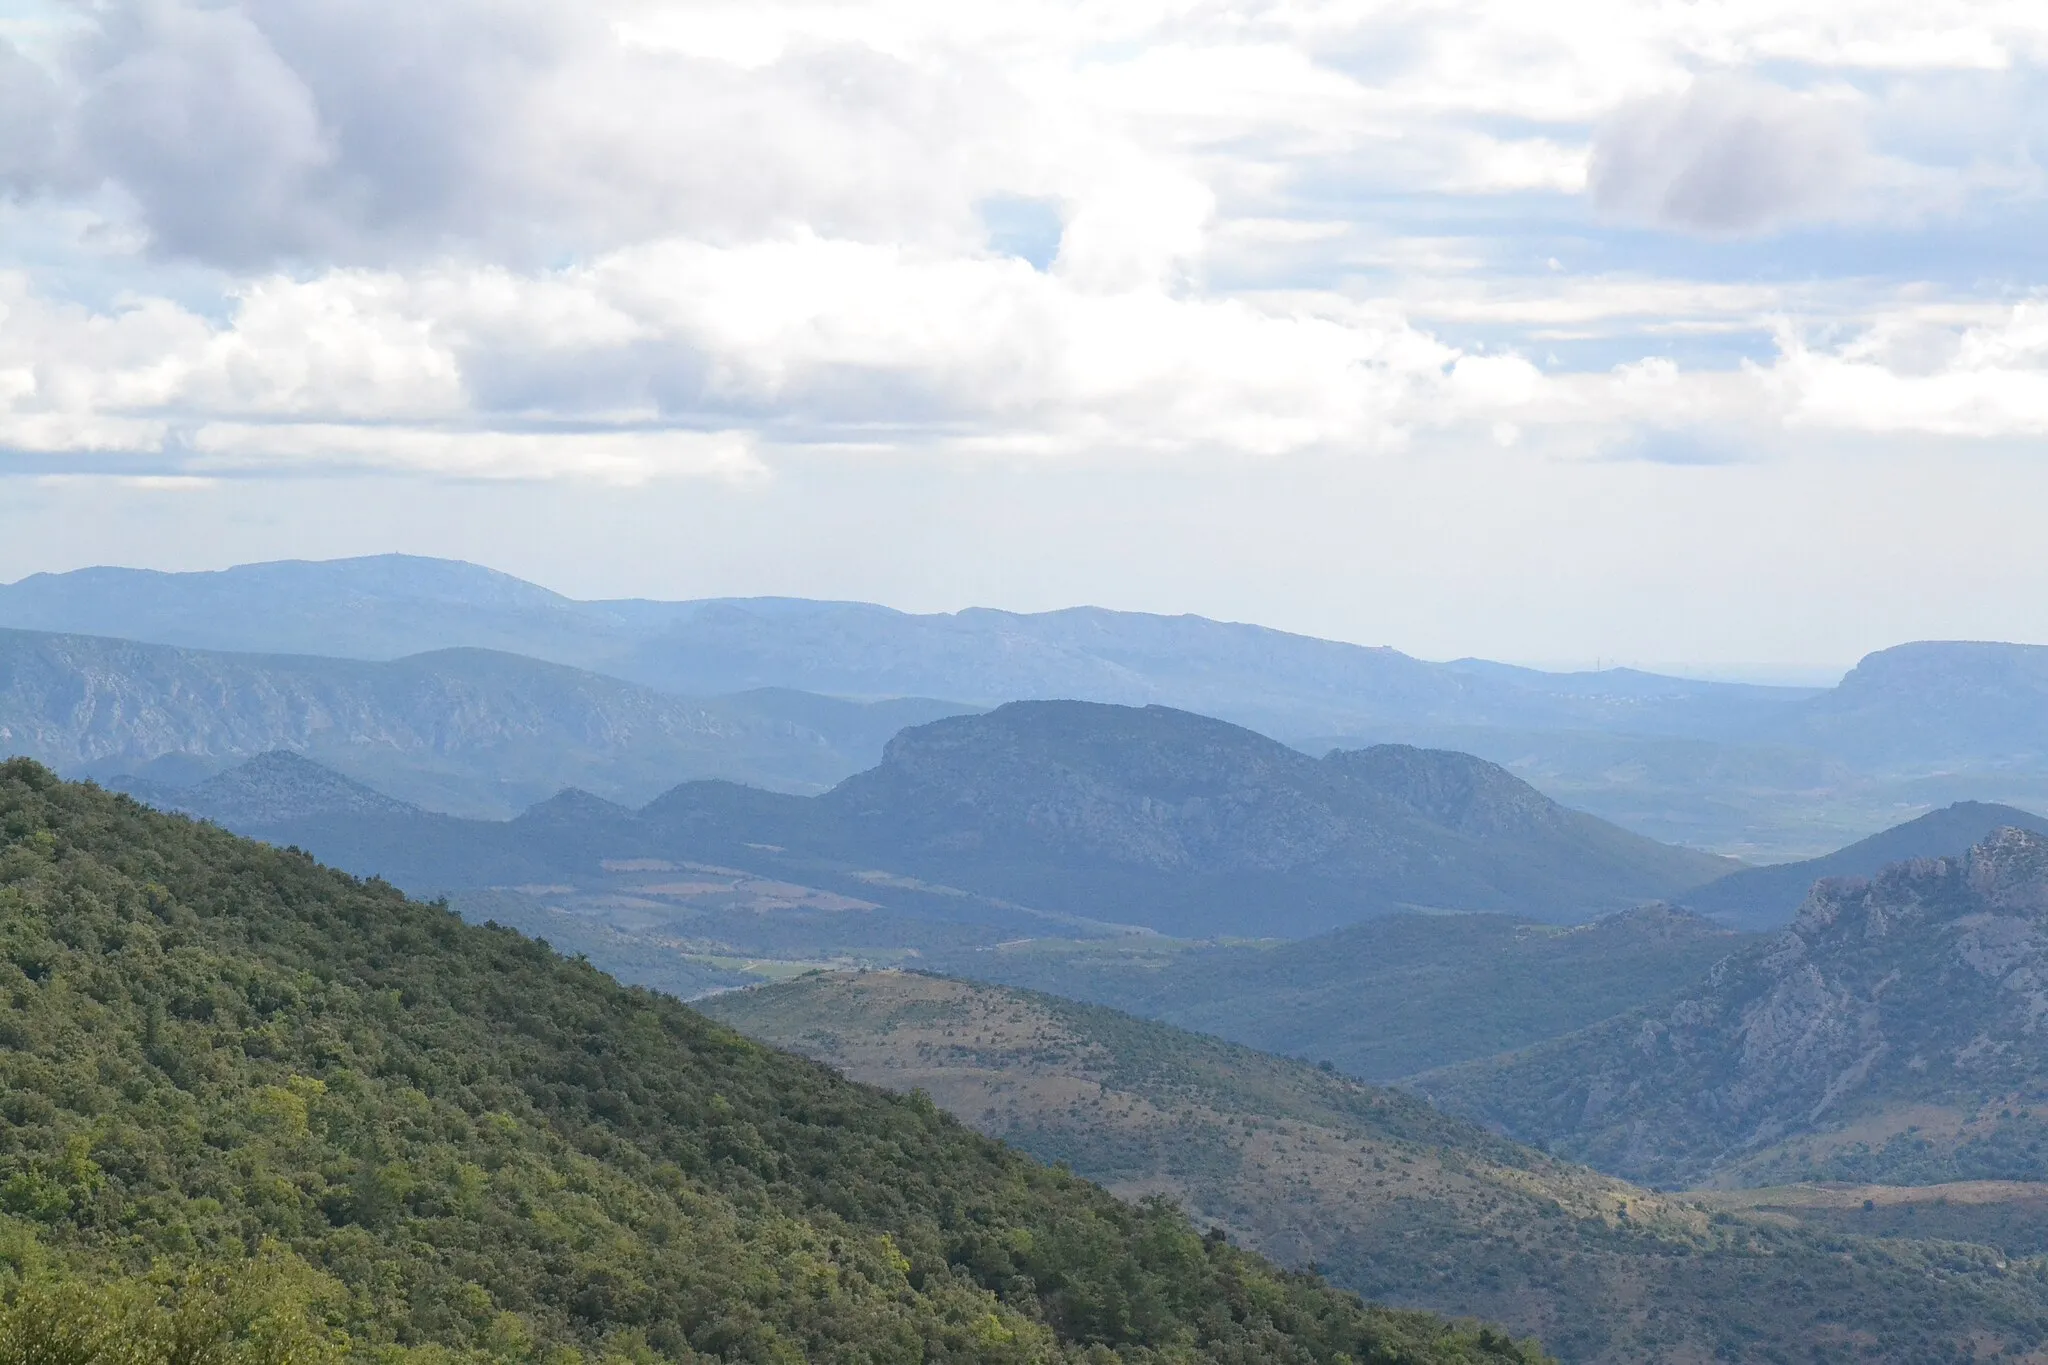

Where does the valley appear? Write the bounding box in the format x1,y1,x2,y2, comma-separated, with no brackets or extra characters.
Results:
11,0,2046,1353
932,905,1753,1080
0,761,1548,1365
707,969,2048,1364
12,553,2048,1362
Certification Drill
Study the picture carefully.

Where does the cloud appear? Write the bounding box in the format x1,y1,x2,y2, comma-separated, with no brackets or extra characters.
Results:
0,239,1467,471
1773,304,2048,437
74,3,333,263
0,39,66,193
12,0,1017,266
1588,76,1868,234
186,424,763,484
1607,427,1748,466
2,0,2048,484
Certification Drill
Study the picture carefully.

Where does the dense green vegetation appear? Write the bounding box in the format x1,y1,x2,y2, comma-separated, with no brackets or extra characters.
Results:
0,760,1545,1364
711,970,2048,1365
934,906,1749,1080
0,1261,345,1365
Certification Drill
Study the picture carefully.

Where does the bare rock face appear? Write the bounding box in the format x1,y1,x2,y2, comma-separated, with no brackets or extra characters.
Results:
1420,828,2048,1186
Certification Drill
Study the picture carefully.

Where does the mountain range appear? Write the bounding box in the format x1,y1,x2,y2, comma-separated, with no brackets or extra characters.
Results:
150,702,1732,939
0,555,1814,740
11,554,2048,858
0,626,967,815
1418,827,2048,1189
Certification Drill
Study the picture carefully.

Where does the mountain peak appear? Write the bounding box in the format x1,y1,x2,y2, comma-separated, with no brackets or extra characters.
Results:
517,787,640,825
1788,825,2048,938
816,700,1727,934
165,750,416,826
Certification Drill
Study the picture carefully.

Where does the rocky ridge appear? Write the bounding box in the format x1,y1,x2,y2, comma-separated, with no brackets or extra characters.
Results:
1421,827,2048,1187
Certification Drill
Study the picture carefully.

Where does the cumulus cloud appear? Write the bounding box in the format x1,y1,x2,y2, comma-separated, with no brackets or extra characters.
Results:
1588,76,1868,234
74,3,335,263
1,0,2046,481
1773,304,2048,437
15,0,1021,266
0,239,1469,473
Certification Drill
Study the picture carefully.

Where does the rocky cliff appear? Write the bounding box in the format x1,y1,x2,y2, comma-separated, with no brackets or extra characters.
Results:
1422,828,2048,1186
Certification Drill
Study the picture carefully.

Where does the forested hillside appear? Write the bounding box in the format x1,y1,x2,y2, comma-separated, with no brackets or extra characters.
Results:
0,759,1542,1364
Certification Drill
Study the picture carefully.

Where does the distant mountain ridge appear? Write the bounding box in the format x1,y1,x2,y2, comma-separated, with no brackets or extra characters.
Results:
0,627,970,815
1420,827,2048,1188
16,555,2048,859
112,749,420,826
0,555,1817,742
762,703,1733,932
1785,641,2048,766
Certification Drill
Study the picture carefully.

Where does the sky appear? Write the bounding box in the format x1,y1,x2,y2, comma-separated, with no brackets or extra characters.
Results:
2,0,2048,674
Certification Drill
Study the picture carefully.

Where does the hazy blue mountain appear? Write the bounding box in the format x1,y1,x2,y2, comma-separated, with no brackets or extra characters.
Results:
239,701,1733,941
21,556,2048,861
608,601,1817,740
0,627,970,815
112,749,419,825
1418,827,2048,1188
1685,800,2048,929
1295,724,1879,858
0,554,640,662
934,904,1753,1080
0,556,1817,742
1779,641,2048,767
745,703,1735,933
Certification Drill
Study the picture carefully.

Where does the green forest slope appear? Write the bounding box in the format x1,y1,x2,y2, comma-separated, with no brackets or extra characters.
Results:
0,760,1542,1365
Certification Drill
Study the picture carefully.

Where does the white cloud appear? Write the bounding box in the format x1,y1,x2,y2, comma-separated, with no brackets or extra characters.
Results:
1589,76,1868,233
1774,304,2048,437
1,0,2047,484
187,424,763,483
